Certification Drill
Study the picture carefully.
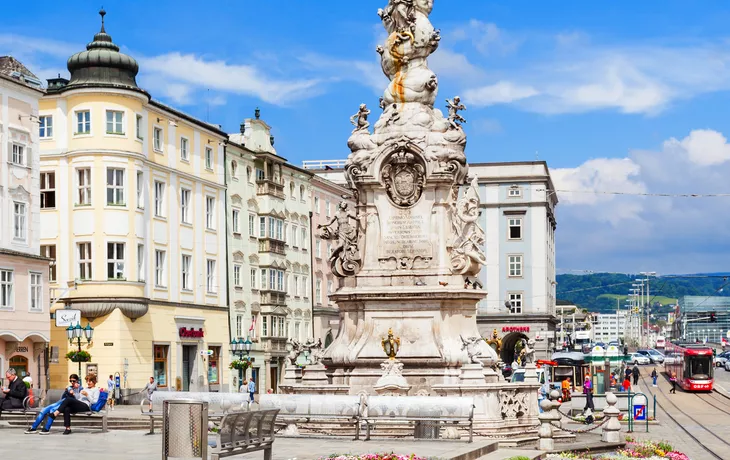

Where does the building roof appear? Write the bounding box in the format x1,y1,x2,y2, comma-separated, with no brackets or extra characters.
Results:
53,9,144,96
0,56,43,91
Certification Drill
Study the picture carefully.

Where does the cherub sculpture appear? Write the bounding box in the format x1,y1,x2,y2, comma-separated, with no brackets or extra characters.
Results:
305,338,324,365
446,96,466,129
286,339,303,367
350,104,371,133
460,335,484,365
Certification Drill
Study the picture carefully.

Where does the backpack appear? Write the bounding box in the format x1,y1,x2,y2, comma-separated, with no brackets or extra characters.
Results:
91,389,109,412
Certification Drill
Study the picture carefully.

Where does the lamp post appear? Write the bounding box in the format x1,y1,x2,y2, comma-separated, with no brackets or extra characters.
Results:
230,337,252,391
66,321,93,379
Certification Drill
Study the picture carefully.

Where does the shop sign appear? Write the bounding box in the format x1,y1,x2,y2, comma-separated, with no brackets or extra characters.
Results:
179,327,204,338
55,309,81,327
502,326,530,333
16,346,29,353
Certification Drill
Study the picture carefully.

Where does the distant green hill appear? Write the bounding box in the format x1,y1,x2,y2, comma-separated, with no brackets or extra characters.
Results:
556,273,730,313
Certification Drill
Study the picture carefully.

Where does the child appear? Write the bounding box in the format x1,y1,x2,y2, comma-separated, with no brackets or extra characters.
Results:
622,377,631,392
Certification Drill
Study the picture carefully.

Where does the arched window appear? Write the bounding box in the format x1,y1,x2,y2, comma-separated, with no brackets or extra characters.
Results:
299,185,305,201
290,181,295,197
231,161,238,178
246,166,252,182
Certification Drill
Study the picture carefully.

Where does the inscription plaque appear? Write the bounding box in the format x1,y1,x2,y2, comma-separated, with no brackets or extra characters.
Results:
379,204,433,260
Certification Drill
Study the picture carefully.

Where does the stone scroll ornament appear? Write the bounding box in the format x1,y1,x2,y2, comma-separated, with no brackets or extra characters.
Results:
317,200,362,278
345,0,468,185
448,176,487,276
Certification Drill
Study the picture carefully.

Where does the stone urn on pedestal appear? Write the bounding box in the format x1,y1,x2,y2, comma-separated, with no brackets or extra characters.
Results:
374,328,411,395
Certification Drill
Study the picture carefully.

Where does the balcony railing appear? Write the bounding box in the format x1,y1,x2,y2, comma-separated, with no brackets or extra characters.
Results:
258,238,286,255
260,291,287,306
261,337,287,353
256,179,286,199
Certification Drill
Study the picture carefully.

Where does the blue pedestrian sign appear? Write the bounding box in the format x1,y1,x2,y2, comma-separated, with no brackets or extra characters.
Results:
633,405,646,421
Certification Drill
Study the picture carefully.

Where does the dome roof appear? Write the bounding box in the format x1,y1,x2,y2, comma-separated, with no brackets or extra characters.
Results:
65,9,143,93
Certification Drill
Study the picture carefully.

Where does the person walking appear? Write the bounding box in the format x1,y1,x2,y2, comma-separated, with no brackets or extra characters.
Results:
247,377,256,404
651,368,658,387
632,364,640,386
26,374,81,434
141,377,157,412
583,374,594,412
624,366,632,382
0,368,28,417
669,372,677,393
50,374,100,435
107,375,115,410
239,379,247,394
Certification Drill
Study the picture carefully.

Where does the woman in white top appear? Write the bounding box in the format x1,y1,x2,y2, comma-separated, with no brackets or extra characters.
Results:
52,374,100,435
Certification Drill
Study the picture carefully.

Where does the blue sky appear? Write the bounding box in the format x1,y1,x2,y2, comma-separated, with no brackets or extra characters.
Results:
4,1,730,274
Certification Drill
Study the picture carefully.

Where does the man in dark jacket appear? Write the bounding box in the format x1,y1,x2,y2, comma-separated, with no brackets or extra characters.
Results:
1,368,28,415
632,364,640,385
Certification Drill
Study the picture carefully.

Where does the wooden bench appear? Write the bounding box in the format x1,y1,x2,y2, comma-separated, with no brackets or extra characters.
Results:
143,392,252,434
210,409,279,460
362,396,475,442
258,394,364,439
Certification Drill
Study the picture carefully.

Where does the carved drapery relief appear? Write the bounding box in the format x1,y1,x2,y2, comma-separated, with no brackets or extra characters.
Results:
448,176,486,276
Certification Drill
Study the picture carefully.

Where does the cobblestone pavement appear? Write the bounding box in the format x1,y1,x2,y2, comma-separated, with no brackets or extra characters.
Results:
0,428,494,460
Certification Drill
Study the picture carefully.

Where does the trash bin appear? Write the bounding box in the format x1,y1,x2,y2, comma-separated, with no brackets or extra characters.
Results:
414,419,441,439
162,399,208,460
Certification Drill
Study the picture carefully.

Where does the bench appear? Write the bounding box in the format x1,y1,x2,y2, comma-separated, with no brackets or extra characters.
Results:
258,394,364,439
143,392,252,434
362,396,475,442
1,391,109,433
210,409,279,460
68,408,109,433
0,395,39,425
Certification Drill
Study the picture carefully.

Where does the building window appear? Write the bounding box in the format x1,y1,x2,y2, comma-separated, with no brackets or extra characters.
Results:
208,347,220,384
248,214,255,236
276,219,284,241
231,161,238,178
13,202,26,240
107,242,125,279
293,275,299,296
153,127,163,152
327,279,333,296
180,188,191,223
106,168,125,205
259,216,266,238
289,182,295,198
180,137,189,161
78,242,92,280
291,225,298,247
250,269,257,289
30,272,42,312
181,255,191,291
233,264,242,287
206,196,215,229
236,315,243,338
154,181,165,217
106,110,124,134
302,276,308,297
508,218,522,240
279,317,286,337
0,270,13,309
508,255,523,277
206,259,216,293
508,187,522,197
155,250,166,287
11,144,24,166
256,168,265,181
315,278,322,303
325,200,331,217
294,322,301,341
508,293,523,314
260,269,267,290
262,316,268,336
39,115,53,138
76,110,90,134
41,245,56,282
153,345,168,387
232,209,240,234
77,168,91,205
205,147,213,170
136,115,143,139
278,271,284,291
137,244,145,282
314,196,320,214
136,171,144,209
315,240,321,258
301,228,307,250
40,172,56,209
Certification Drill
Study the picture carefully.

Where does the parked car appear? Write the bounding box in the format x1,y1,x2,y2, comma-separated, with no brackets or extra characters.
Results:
714,351,730,368
636,349,664,364
630,353,651,365
725,359,730,372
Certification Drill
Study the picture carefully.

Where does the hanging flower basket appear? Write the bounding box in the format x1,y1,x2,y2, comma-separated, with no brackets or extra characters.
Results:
229,360,251,371
66,351,92,363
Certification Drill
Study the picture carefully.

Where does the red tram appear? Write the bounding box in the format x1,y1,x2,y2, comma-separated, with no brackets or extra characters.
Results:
664,342,714,391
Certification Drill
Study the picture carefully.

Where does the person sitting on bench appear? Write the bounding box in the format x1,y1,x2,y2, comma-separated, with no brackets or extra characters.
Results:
25,374,82,434
0,368,28,416
50,374,100,435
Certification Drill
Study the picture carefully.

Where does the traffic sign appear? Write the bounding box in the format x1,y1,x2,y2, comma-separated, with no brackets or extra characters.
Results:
55,309,81,327
633,405,646,421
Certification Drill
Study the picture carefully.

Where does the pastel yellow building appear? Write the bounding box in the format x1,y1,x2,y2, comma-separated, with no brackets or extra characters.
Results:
39,10,230,396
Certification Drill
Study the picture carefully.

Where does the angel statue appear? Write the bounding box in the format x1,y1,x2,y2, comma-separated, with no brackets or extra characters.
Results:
446,96,466,129
460,335,484,365
286,339,303,367
350,104,371,133
304,338,324,365
449,177,487,275
521,338,536,365
318,201,363,277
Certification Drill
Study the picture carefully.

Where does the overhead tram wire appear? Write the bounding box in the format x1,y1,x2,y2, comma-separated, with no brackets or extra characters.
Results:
538,189,730,198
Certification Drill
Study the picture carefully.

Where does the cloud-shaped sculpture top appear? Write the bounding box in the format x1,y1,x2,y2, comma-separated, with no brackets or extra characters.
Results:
346,0,468,186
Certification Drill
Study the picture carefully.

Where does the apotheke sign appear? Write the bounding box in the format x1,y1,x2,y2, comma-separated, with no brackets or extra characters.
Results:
179,327,204,338
502,326,530,333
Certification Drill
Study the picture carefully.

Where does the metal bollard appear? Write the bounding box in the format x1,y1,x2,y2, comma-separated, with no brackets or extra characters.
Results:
162,399,209,460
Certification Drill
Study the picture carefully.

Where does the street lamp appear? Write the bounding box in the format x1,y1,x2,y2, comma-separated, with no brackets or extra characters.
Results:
67,322,93,379
230,336,253,391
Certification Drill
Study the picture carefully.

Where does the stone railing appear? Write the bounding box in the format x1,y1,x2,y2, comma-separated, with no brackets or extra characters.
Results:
256,180,286,199
258,239,286,255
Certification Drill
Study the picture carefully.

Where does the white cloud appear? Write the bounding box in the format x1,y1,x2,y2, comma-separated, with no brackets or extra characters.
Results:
429,48,485,83
464,81,539,106
663,129,730,166
471,118,503,135
451,20,520,56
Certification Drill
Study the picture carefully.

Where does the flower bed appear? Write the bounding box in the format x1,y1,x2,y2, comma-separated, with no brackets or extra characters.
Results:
545,439,691,460
319,454,428,460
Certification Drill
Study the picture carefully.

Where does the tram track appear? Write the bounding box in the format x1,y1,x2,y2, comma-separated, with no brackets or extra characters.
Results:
639,374,729,460
695,392,730,417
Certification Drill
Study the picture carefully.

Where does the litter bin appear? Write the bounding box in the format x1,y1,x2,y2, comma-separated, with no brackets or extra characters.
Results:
162,399,209,460
414,420,441,439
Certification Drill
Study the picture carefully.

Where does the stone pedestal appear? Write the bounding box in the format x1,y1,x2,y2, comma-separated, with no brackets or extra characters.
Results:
460,363,487,385
537,399,554,451
301,364,328,385
602,392,622,443
523,363,538,382
374,359,412,395
283,365,302,385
